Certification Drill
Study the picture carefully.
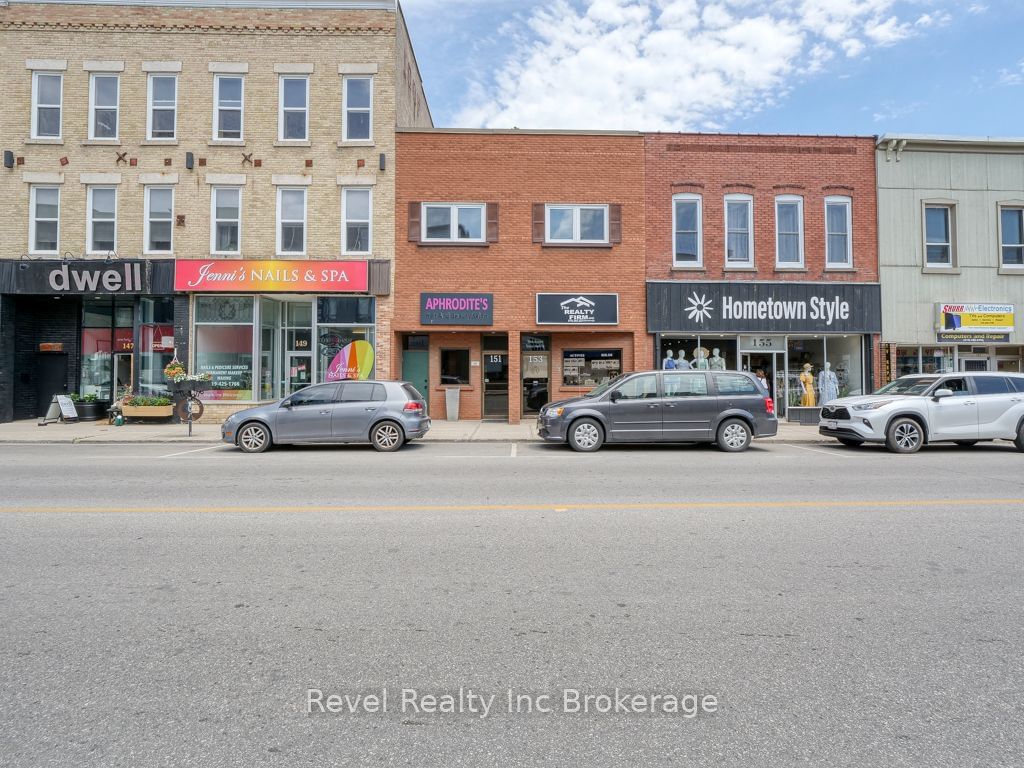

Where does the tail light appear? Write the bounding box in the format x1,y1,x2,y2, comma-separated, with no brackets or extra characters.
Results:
404,401,424,413
765,397,775,416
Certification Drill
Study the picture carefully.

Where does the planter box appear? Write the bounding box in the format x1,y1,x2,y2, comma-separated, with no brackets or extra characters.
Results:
73,401,110,421
122,405,174,419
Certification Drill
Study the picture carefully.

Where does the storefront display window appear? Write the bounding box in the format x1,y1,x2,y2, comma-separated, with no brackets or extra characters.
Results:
138,297,175,396
826,335,864,398
894,346,955,379
441,349,470,385
319,326,375,382
195,296,254,401
787,338,824,407
80,297,135,401
562,349,622,387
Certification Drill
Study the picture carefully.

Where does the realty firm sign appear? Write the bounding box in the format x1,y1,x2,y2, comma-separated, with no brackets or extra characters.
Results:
536,293,619,325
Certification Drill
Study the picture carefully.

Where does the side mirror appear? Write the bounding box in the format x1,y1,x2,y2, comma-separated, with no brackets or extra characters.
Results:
933,388,953,400
609,390,622,403
281,399,293,408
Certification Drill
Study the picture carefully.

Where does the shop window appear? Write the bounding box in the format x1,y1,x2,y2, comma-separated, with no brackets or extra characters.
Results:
318,326,375,382
89,74,119,140
613,374,658,400
139,297,175,397
825,196,852,267
672,193,702,266
545,204,608,244
87,187,117,254
562,349,622,387
31,71,62,139
144,186,173,254
725,194,753,266
403,334,429,351
342,187,372,254
826,335,864,398
775,196,804,267
999,206,1024,268
147,74,177,140
279,76,308,141
214,74,243,140
211,187,241,254
194,296,254,400
422,203,485,242
277,187,306,255
318,296,375,325
440,350,470,385
30,186,60,254
342,75,372,141
787,338,824,407
521,334,550,351
924,204,954,267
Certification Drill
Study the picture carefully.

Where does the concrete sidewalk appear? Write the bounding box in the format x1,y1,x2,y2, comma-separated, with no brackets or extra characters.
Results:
0,418,830,444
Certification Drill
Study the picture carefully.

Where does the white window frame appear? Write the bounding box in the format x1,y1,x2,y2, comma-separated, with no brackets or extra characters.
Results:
210,186,242,255
278,75,309,142
88,73,119,140
775,194,804,268
824,195,853,268
544,204,609,244
86,186,118,254
341,187,373,255
724,193,754,267
212,74,244,141
923,203,955,269
672,193,702,267
997,203,1024,270
29,186,60,255
144,186,174,255
420,202,486,243
146,73,178,141
276,187,307,256
31,71,63,140
342,75,373,142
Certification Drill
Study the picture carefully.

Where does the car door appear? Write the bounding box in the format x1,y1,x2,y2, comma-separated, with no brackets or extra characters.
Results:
607,373,662,442
972,376,1019,438
712,371,764,424
275,383,340,442
331,382,387,440
926,376,979,441
662,372,715,440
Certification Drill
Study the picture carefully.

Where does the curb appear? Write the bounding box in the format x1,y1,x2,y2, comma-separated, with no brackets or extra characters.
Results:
0,436,838,446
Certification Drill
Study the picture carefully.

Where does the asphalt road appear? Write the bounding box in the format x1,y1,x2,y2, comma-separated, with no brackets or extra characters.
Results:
1,440,1022,767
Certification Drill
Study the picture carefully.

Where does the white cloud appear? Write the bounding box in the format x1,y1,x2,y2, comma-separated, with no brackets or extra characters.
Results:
998,61,1024,87
454,0,963,130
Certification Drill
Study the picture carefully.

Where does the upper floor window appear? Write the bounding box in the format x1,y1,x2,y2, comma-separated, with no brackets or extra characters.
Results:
147,75,177,140
924,204,954,268
211,187,241,254
214,75,244,140
144,186,174,253
422,203,485,242
29,186,60,253
825,196,852,268
775,195,804,267
31,72,62,139
725,194,753,266
87,187,117,254
89,74,119,140
342,187,372,254
672,193,702,267
999,206,1024,268
277,187,307,255
342,76,372,141
279,76,308,141
545,204,608,244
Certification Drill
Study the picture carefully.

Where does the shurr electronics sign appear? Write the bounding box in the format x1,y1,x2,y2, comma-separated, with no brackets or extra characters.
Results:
647,281,882,334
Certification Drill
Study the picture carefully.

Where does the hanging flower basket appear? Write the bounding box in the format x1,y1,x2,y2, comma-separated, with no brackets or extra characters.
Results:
169,378,213,394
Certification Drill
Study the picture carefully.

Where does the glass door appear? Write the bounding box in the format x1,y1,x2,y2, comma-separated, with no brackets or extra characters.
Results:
483,353,509,419
286,352,313,395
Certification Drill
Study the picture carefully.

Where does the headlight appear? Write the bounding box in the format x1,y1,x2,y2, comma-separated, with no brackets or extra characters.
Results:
545,407,564,417
852,400,896,411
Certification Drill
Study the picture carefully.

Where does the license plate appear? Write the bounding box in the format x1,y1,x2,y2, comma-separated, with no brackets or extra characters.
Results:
827,420,837,430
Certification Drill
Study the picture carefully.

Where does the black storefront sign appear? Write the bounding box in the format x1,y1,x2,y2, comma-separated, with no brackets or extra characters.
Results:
536,293,619,325
1,259,174,295
420,293,494,325
647,281,882,334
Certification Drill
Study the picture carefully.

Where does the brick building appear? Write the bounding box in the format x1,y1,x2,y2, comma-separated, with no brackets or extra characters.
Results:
0,0,430,423
644,133,882,421
393,130,650,424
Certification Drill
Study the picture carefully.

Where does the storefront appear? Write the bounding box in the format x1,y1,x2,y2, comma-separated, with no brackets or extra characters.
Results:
0,259,178,422
647,281,882,420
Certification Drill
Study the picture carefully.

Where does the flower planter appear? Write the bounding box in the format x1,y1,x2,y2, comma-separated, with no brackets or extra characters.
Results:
73,400,110,421
122,405,174,419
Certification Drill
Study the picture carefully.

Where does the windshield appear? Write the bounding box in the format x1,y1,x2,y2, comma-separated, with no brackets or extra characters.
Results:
873,376,939,396
584,374,624,398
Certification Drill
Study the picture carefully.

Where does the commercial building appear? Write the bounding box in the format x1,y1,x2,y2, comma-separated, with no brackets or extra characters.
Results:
644,133,882,420
393,130,650,424
0,0,430,422
877,135,1023,379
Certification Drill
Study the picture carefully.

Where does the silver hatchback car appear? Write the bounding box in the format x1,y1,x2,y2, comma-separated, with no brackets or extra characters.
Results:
221,380,430,453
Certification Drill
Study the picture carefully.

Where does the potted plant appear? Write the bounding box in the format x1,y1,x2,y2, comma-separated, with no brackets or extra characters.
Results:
121,394,174,420
68,393,110,422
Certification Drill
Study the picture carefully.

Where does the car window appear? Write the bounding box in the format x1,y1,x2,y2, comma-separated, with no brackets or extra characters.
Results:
876,377,937,395
287,384,338,406
938,377,970,396
973,377,1013,395
339,382,379,402
664,373,708,397
1012,377,1024,394
714,373,758,395
402,383,424,401
614,374,659,401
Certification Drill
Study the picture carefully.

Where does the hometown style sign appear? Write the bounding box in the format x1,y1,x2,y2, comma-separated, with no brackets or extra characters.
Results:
420,293,494,325
174,260,369,293
647,281,882,334
536,293,619,325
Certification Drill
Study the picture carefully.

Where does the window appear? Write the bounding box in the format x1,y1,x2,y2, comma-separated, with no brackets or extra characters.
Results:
1012,377,1024,394
339,382,386,402
87,187,117,253
714,373,759,395
775,196,804,267
279,76,308,141
288,384,339,406
211,187,241,254
974,377,1013,396
29,186,59,253
342,75,372,141
194,296,255,401
562,349,622,387
825,196,852,267
672,194,702,266
422,203,485,242
144,186,173,253
147,75,177,140
614,374,659,400
31,72,62,139
938,377,969,395
277,188,306,255
664,372,709,397
999,206,1024,267
924,205,953,267
89,74,119,140
441,350,470,385
546,204,608,244
214,75,243,140
342,187,372,254
725,194,753,266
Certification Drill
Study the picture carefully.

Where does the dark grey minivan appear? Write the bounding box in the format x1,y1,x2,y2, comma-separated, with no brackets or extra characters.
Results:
538,370,778,452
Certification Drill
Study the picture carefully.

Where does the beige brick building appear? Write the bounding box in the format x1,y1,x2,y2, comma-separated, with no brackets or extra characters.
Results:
0,0,431,422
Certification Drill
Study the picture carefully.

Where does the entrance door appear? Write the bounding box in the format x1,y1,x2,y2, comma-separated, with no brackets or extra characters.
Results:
960,357,989,372
522,351,550,415
286,353,312,395
35,353,68,418
483,353,509,419
402,350,430,412
742,351,783,417
113,352,133,399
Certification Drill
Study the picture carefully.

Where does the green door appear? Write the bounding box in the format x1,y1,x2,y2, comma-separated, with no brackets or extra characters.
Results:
402,350,430,414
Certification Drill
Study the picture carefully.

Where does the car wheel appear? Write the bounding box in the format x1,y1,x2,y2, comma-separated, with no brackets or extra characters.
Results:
371,421,405,452
717,419,752,452
886,417,923,454
568,418,604,452
1014,423,1024,453
237,422,271,454
954,440,978,447
837,438,862,448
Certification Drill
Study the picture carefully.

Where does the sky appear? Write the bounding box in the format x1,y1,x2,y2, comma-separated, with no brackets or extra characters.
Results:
401,0,1024,137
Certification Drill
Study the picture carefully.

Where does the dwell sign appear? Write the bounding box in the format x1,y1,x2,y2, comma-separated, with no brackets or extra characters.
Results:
8,260,168,295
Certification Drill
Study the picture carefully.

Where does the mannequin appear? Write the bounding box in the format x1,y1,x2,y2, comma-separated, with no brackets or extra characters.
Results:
818,361,839,404
676,351,692,370
662,349,677,370
709,347,726,370
693,348,709,370
800,363,817,407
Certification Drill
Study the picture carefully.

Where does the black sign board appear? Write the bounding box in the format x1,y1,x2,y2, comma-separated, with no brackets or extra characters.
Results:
4,259,174,295
647,281,882,334
420,293,493,325
536,293,619,325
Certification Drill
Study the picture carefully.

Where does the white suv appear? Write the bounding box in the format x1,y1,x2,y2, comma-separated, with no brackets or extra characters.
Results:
819,372,1024,453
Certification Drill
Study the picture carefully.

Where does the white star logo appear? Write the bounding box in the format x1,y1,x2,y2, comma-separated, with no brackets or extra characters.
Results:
686,292,714,324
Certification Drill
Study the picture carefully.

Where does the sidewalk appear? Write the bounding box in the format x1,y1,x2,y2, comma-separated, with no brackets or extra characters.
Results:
0,418,830,444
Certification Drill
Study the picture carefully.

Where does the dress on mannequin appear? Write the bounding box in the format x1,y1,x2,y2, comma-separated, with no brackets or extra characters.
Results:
694,349,709,370
818,363,839,404
709,348,726,370
800,364,817,407
662,350,677,370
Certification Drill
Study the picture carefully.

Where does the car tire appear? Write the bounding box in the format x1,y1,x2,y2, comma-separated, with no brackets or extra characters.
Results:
716,418,752,452
568,418,604,452
954,440,978,447
1014,423,1024,453
837,438,862,448
371,421,405,452
237,422,271,454
886,417,924,454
